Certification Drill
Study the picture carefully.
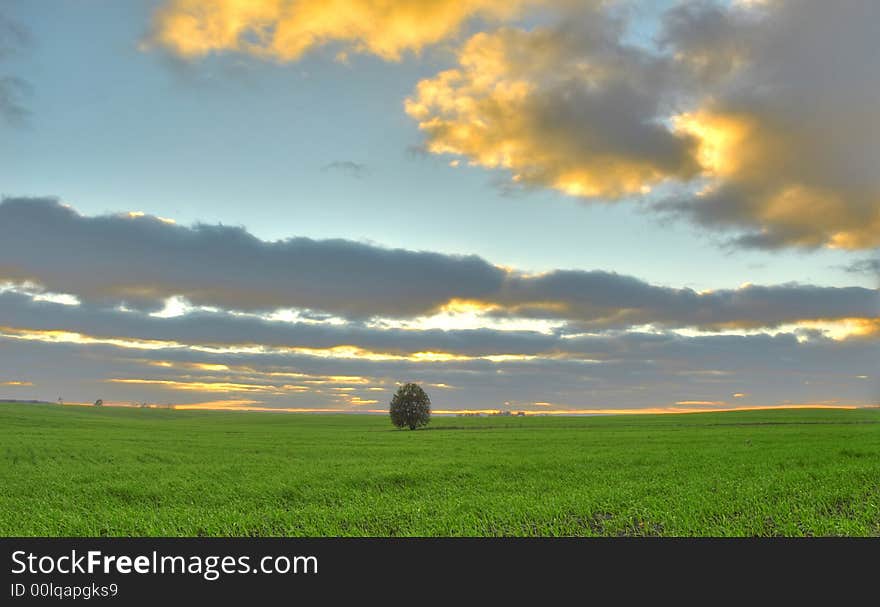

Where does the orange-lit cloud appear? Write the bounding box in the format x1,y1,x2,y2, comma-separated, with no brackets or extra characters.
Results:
406,24,700,199
670,110,880,249
672,111,752,178
173,400,379,413
279,344,535,363
1,380,33,386
169,399,266,410
409,1,880,250
0,322,547,366
658,1,880,250
0,323,537,364
0,326,180,350
145,1,880,251
337,394,379,406
105,378,310,393
136,359,374,390
371,297,564,334
792,318,880,341
149,0,532,61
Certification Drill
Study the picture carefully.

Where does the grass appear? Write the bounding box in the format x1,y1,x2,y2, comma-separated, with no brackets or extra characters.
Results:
1,402,878,536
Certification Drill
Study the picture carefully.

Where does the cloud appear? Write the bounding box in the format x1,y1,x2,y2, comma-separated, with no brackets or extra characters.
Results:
0,13,31,125
842,257,880,279
0,288,876,390
0,197,504,317
656,1,757,86
321,160,369,179
0,13,29,60
0,75,29,124
144,1,880,251
657,0,880,249
1,199,876,329
404,0,880,250
497,271,880,331
148,0,532,61
0,290,558,358
405,14,701,199
1,316,877,411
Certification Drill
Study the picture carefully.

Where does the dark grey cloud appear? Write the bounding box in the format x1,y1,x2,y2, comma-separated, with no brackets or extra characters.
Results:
499,270,879,329
0,197,505,317
1,198,876,328
657,0,757,85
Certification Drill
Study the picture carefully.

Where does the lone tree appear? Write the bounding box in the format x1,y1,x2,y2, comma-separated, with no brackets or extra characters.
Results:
389,383,431,430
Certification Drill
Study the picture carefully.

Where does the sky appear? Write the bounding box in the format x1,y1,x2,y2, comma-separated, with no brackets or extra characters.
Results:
0,0,877,414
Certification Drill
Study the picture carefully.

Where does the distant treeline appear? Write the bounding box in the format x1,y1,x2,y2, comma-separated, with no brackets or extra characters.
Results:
458,411,528,417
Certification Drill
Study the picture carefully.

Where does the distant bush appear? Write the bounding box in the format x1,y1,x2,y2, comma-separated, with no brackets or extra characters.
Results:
389,383,431,430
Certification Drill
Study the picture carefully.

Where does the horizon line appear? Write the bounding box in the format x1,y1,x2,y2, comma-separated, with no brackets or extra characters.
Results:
2,400,874,417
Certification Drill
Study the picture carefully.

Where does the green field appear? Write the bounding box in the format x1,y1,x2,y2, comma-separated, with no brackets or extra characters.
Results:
1,402,878,536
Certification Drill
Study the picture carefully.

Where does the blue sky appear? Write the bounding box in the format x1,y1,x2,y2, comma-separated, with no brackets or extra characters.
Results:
0,0,877,412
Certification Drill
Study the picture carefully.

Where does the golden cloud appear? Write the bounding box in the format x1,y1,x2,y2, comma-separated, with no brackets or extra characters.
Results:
105,378,310,393
145,1,880,251
0,326,180,350
403,1,880,250
659,1,880,249
149,0,531,61
673,110,880,249
793,318,880,341
405,25,701,199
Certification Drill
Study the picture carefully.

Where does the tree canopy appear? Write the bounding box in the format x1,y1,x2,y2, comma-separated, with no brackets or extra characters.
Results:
389,383,431,430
